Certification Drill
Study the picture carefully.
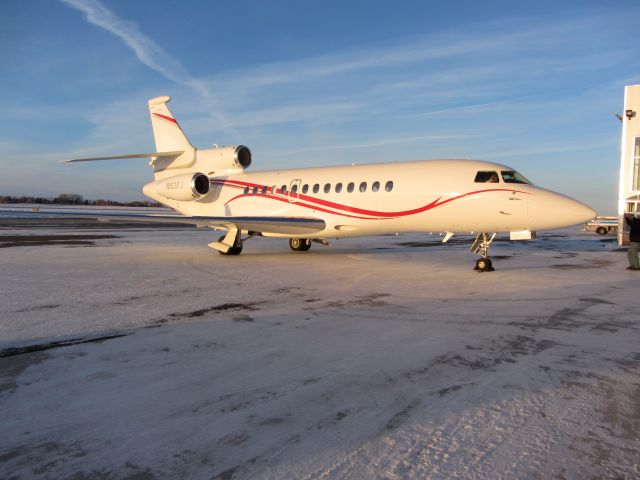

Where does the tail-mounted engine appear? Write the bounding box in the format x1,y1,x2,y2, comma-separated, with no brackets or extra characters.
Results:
144,172,209,202
196,145,252,174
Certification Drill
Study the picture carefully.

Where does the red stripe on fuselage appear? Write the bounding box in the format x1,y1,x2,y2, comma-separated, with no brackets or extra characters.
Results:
223,192,389,220
211,178,529,219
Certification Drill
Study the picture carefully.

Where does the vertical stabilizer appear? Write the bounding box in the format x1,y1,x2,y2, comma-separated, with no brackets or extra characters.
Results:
148,96,193,152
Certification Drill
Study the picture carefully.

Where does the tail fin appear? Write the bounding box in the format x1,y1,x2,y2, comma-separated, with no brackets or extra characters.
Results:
148,96,194,152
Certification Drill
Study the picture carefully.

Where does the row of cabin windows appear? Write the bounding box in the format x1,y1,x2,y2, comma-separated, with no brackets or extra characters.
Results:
243,180,394,196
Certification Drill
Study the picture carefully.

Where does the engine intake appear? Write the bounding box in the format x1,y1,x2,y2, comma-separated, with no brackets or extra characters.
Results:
234,145,252,168
148,172,210,202
196,145,252,173
192,173,210,196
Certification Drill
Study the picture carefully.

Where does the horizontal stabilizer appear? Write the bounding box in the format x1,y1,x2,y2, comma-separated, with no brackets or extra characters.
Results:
62,151,184,163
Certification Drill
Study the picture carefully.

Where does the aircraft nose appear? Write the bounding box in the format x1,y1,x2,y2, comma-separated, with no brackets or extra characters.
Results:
529,190,596,230
574,201,597,224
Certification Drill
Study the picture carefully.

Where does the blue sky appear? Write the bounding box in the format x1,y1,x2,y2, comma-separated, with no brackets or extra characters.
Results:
1,0,638,213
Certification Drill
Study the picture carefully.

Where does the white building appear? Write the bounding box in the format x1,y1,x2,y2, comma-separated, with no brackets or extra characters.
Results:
618,84,640,245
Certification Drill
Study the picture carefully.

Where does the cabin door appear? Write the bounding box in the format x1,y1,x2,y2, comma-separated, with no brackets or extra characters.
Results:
289,179,302,203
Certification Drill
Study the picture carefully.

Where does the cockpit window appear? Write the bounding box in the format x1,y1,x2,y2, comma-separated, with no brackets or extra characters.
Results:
474,171,500,183
501,171,531,184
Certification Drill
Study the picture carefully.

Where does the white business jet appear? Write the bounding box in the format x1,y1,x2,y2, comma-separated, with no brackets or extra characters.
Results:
44,96,600,270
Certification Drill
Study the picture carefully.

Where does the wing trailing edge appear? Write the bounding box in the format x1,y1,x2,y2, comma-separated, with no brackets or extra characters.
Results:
0,208,326,235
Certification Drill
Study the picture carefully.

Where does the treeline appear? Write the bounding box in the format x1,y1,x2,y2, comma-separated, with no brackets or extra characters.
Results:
0,194,161,207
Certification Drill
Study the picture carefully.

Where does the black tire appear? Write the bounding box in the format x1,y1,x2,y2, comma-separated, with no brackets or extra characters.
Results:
595,227,607,235
228,243,243,255
475,258,494,272
289,238,311,251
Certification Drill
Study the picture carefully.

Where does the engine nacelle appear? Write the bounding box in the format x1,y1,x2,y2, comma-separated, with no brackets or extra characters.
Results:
196,145,252,173
145,172,210,202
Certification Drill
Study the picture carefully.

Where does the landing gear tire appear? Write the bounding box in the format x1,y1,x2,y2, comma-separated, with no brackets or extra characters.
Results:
595,227,608,235
218,235,243,255
289,238,311,251
474,258,494,272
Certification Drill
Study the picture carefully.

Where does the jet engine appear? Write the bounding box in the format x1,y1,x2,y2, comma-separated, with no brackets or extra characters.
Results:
146,172,210,201
196,145,252,173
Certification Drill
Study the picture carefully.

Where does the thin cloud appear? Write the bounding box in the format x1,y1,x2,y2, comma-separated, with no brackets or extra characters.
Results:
206,14,620,96
58,0,235,135
268,134,473,158
480,140,615,160
195,12,634,136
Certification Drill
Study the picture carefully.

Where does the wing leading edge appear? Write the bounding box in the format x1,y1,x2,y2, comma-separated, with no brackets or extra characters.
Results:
0,208,326,235
62,151,184,163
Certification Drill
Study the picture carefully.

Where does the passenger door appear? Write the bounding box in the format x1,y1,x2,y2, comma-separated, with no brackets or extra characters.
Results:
289,179,302,203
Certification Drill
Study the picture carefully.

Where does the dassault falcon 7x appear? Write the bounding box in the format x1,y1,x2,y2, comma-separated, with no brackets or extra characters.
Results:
28,96,599,270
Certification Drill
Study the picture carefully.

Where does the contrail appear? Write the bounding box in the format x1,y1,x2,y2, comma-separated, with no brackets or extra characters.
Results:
59,0,235,133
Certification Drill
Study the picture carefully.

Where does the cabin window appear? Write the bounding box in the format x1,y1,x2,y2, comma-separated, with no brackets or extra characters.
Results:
261,186,267,195
474,171,499,183
313,184,320,194
385,181,394,192
335,182,343,193
359,182,367,192
501,171,530,184
291,184,298,194
324,183,331,193
281,185,287,194
302,184,309,194
372,181,380,192
347,182,355,193
243,187,249,194
252,186,259,194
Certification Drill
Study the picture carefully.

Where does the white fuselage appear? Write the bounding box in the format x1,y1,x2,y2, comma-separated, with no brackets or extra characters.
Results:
166,159,595,238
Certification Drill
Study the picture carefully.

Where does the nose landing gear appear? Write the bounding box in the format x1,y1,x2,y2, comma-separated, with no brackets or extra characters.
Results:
471,233,496,272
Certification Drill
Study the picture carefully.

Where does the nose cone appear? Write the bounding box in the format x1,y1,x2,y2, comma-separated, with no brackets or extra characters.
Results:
529,190,596,230
575,201,597,224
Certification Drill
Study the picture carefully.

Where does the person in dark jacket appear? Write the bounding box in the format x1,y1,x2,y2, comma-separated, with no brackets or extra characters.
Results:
625,213,640,270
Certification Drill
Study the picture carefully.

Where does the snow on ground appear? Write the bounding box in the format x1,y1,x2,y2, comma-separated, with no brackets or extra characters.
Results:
0,218,639,479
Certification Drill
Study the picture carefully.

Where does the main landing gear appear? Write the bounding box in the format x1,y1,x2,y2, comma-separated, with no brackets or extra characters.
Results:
289,238,312,251
470,233,496,272
217,234,243,255
213,234,322,255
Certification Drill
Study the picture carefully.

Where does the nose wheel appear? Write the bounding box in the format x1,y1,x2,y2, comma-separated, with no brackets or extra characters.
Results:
470,233,496,272
474,257,494,272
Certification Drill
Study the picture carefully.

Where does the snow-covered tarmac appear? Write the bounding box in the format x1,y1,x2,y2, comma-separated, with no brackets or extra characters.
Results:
1,218,639,479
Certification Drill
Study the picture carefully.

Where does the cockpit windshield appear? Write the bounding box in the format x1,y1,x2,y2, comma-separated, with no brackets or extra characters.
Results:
474,171,500,183
501,171,531,184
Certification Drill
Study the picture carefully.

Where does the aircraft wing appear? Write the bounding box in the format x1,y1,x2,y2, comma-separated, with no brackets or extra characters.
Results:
0,207,326,235
62,151,184,163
